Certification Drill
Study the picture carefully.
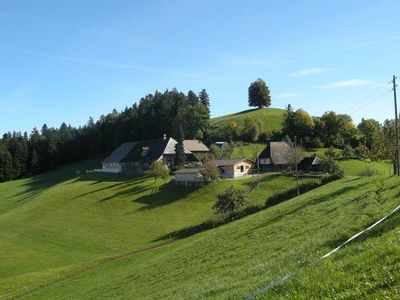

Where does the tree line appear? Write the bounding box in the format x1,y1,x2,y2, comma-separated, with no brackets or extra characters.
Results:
0,89,210,182
281,104,397,163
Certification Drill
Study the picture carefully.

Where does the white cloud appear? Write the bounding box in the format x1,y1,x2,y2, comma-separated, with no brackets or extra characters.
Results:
289,68,332,77
319,79,372,89
275,93,297,99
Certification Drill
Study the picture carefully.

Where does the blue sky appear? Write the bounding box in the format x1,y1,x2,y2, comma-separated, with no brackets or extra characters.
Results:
1,0,400,134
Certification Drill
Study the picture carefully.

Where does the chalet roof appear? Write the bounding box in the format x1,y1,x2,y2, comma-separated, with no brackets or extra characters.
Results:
102,142,137,164
174,168,203,174
258,142,292,165
102,137,207,164
122,138,169,163
164,138,192,155
183,140,209,152
298,156,321,171
210,158,253,167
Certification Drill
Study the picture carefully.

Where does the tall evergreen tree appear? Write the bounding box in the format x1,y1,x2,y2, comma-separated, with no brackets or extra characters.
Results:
0,148,13,181
174,127,186,167
199,89,210,108
187,90,199,106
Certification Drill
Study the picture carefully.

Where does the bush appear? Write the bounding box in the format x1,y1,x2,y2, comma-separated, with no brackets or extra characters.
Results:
241,117,260,142
311,137,324,148
214,186,249,214
357,168,378,177
355,144,370,159
324,146,337,159
342,144,355,159
258,131,272,143
201,163,219,181
320,158,344,178
149,161,169,182
209,144,222,159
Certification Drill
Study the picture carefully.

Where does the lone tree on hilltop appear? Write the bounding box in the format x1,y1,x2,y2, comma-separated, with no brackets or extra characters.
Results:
248,78,271,108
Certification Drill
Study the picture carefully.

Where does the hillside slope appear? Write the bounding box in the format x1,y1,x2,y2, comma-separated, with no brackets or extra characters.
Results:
209,107,285,136
0,160,312,298
3,174,400,299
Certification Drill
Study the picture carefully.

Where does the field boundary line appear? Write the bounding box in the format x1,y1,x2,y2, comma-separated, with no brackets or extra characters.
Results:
246,202,400,299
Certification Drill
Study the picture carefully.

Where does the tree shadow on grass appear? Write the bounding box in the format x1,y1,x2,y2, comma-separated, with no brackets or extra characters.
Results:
133,182,198,210
9,159,101,202
95,179,199,210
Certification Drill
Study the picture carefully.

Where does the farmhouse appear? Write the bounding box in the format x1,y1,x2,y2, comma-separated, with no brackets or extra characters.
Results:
174,168,206,186
210,158,252,178
100,136,209,174
257,141,292,171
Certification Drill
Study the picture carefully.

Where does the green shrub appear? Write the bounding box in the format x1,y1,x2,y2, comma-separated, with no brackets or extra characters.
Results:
357,168,378,177
214,186,249,214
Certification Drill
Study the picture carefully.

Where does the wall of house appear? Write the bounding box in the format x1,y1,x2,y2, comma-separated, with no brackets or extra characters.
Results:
219,162,251,178
174,172,206,186
102,162,122,173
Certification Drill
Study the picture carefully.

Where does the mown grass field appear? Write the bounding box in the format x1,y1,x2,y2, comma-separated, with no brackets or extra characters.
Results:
337,159,393,176
6,175,399,299
210,107,285,134
229,142,265,159
0,160,314,298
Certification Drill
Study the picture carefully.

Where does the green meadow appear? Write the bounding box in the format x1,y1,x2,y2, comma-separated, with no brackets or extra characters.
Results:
210,107,285,135
2,173,398,299
0,160,317,298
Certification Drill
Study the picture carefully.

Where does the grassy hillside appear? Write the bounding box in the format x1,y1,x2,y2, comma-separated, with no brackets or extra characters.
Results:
0,160,313,298
337,159,393,176
2,167,399,298
230,142,265,159
210,107,285,135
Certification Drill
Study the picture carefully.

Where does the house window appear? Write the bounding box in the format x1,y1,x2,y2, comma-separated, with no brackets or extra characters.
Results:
141,147,149,158
245,165,249,169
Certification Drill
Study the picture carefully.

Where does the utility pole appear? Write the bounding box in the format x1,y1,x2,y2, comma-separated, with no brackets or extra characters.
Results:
255,144,260,183
294,136,300,196
392,75,400,176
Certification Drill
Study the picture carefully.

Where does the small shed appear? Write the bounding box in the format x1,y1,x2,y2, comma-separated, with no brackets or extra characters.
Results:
210,159,253,178
174,168,206,186
298,156,321,173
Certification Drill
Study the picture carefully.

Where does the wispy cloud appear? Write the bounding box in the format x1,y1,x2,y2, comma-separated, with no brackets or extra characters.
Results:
275,93,297,99
319,79,372,89
21,50,232,82
289,68,332,77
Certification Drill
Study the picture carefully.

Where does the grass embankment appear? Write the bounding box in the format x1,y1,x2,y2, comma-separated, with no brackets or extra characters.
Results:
209,107,285,135
3,169,400,298
0,160,312,297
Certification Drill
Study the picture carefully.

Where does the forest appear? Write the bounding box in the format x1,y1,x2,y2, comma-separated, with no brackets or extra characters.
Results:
0,88,210,181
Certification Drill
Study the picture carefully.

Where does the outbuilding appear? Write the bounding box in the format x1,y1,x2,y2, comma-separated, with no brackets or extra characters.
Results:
210,159,253,178
174,168,206,186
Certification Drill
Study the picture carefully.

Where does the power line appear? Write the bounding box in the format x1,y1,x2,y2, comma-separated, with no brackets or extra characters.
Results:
348,90,390,115
340,86,388,114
